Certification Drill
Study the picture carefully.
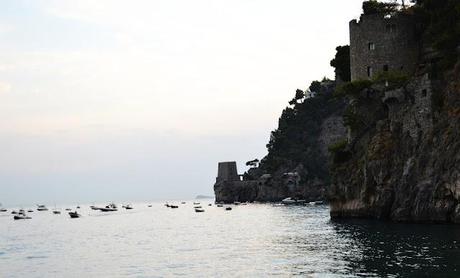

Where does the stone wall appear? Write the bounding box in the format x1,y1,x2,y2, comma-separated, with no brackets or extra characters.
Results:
350,13,420,81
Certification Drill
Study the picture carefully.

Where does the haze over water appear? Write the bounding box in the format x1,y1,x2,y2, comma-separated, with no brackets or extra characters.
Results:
1,203,460,277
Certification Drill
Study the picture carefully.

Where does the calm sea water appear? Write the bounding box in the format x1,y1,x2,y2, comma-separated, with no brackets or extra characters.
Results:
1,202,460,277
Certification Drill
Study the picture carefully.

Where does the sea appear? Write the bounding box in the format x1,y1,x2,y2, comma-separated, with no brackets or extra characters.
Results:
1,201,460,277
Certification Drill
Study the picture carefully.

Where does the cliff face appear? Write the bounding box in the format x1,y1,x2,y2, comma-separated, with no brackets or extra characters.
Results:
329,67,460,223
214,82,347,203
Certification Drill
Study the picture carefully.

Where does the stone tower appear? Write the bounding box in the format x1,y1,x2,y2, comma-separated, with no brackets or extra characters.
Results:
216,161,240,183
349,13,419,81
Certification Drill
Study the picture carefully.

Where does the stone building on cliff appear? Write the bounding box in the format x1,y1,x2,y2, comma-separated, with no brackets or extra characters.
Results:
349,12,419,81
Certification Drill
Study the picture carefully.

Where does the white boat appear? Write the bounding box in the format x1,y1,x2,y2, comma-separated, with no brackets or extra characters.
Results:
36,205,49,211
281,197,306,205
122,204,133,210
99,203,117,212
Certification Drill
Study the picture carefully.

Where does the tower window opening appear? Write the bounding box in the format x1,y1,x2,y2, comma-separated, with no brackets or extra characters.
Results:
422,89,427,97
383,65,389,72
368,42,375,50
367,66,373,78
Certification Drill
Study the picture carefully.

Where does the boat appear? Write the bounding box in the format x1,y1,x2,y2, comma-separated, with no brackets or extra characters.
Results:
281,197,306,205
208,204,212,206
170,205,179,209
27,210,33,213
36,205,49,211
0,208,7,212
225,207,232,211
76,206,81,209
194,205,202,209
217,204,223,207
181,202,186,204
90,205,100,210
69,211,81,218
14,214,31,220
19,209,25,214
53,210,61,215
148,205,152,207
195,208,205,213
234,202,241,205
193,202,200,205
164,203,171,208
122,204,133,210
65,208,71,211
98,203,118,212
13,210,32,220
11,210,18,214
307,200,324,206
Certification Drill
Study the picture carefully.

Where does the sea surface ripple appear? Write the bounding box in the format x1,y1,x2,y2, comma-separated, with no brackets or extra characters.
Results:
1,202,460,277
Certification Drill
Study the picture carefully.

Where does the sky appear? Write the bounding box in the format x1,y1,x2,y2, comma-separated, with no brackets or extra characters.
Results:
0,0,364,206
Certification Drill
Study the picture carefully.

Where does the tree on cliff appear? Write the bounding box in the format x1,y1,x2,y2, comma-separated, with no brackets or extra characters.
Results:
288,89,305,105
413,0,460,68
330,45,351,82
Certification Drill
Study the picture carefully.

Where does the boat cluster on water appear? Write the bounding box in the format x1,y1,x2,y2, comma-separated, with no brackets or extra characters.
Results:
1,202,136,220
280,197,324,206
0,198,324,221
163,201,244,213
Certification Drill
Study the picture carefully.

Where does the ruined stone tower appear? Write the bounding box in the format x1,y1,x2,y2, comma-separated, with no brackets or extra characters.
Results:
349,13,419,81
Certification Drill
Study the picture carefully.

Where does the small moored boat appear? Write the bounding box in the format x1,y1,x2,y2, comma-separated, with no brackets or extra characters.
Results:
99,203,117,212
69,211,81,218
14,212,31,220
36,204,49,211
195,208,205,213
225,207,232,211
122,204,133,210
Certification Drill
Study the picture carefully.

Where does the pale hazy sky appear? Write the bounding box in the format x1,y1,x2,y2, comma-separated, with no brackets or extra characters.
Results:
0,0,364,206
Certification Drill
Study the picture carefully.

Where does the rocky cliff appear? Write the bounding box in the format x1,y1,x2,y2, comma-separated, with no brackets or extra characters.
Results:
329,66,460,223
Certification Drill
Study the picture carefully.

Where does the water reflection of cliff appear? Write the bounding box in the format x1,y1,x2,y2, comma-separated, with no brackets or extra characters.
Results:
331,219,460,277
266,206,460,277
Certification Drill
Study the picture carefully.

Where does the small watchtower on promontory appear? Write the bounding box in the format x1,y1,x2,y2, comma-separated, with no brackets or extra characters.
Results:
350,12,420,81
216,161,240,183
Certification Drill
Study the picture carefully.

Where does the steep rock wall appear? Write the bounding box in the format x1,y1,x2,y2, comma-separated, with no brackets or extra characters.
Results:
329,69,460,223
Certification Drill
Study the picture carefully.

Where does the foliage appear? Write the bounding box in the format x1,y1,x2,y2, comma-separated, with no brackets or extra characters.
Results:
362,0,399,15
288,89,305,105
262,80,345,177
328,139,348,153
343,106,362,132
246,159,259,167
334,79,373,98
328,139,351,165
372,70,409,89
330,45,351,82
309,81,322,94
413,0,460,69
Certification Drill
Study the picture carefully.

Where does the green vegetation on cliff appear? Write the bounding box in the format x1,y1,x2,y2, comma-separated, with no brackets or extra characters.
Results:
261,79,344,176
